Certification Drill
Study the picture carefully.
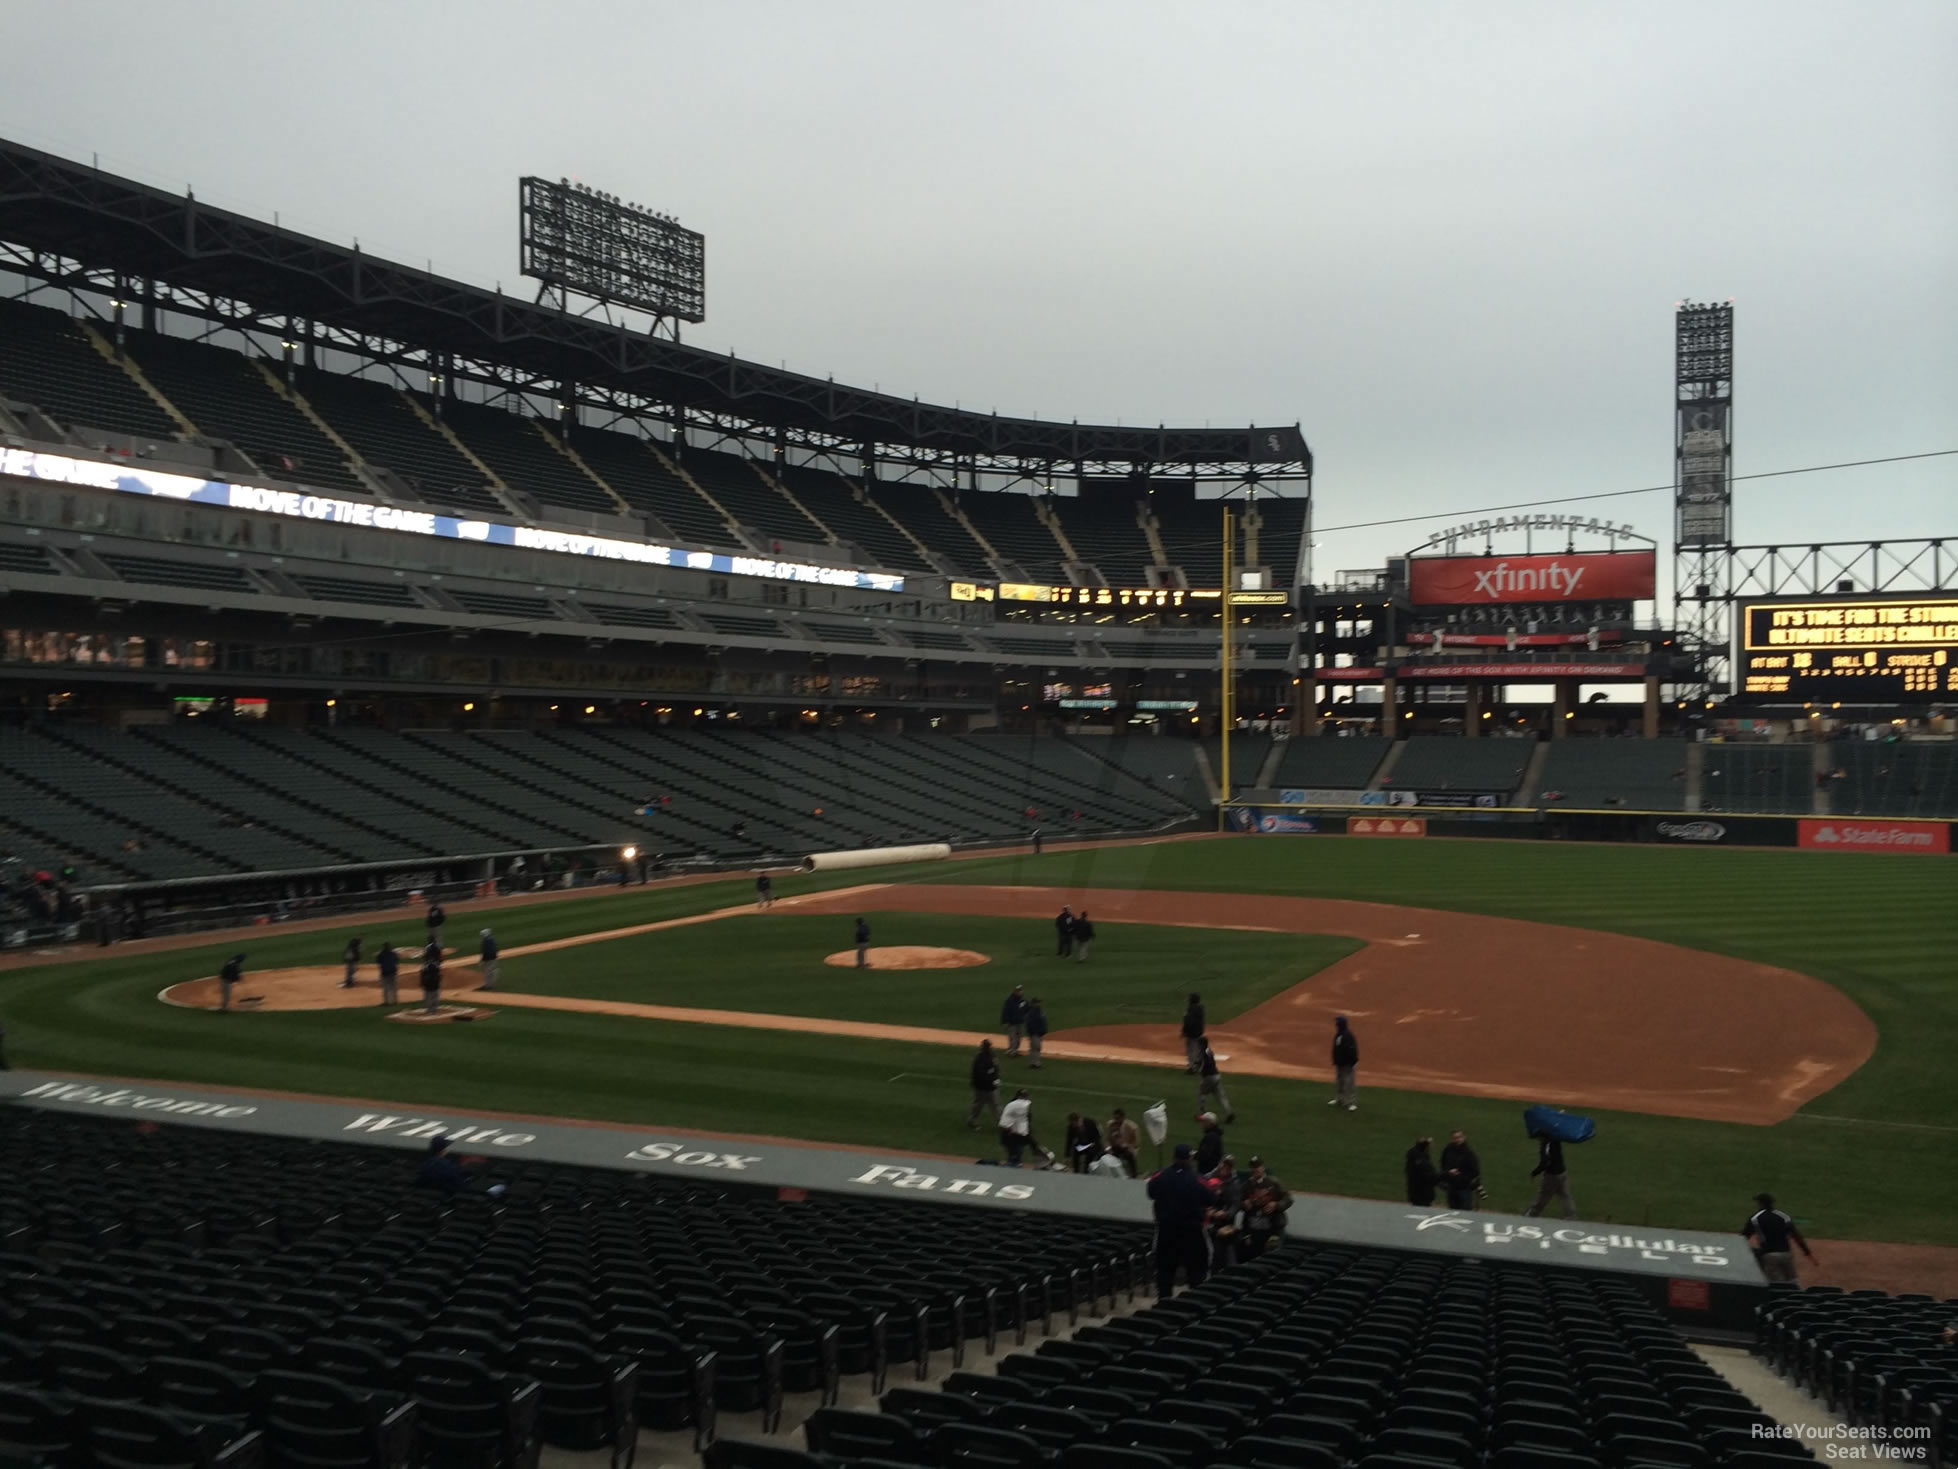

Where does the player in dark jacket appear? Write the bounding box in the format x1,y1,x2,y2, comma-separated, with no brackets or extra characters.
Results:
1181,994,1206,1071
1330,1015,1359,1110
1405,1137,1439,1206
218,953,245,1012
375,941,399,1006
1523,1131,1576,1218
968,1040,1002,1129
1054,906,1075,957
854,917,871,969
1440,1129,1481,1209
1073,912,1095,962
1742,1192,1817,1283
420,941,443,1015
341,935,363,989
1000,985,1030,1056
1196,1039,1234,1122
1147,1144,1211,1296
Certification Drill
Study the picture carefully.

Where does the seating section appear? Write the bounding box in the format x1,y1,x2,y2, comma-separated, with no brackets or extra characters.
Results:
1054,497,1156,585
774,465,933,573
0,543,58,575
956,495,1067,581
1533,741,1690,810
0,298,179,441
292,370,507,517
1089,739,1208,806
0,1106,1149,1469
568,430,736,547
1757,1287,1955,1466
0,303,1290,587
291,573,421,609
99,553,256,594
1271,736,1391,792
773,1240,1816,1469
448,589,558,620
441,399,620,517
958,734,1201,829
1388,736,1534,797
679,449,827,546
1827,741,1958,819
1204,735,1273,796
1701,745,1815,815
120,329,369,495
866,483,992,578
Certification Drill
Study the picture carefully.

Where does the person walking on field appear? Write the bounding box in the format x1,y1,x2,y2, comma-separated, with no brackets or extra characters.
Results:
1440,1128,1481,1210
375,941,399,1007
968,1040,1002,1129
755,873,773,909
1055,906,1074,958
1026,996,1048,1068
218,953,245,1012
425,899,446,946
341,935,363,989
1196,1037,1234,1122
420,940,444,1015
1181,993,1206,1073
1001,984,1030,1057
1073,911,1095,962
478,929,499,991
1743,1193,1817,1283
1329,1015,1359,1111
1523,1129,1576,1218
854,917,871,969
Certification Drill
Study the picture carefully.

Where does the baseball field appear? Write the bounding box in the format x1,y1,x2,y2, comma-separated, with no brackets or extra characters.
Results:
3,834,1954,1256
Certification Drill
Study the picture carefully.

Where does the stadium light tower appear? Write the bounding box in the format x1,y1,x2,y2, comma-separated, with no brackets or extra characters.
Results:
1672,300,1734,703
519,177,705,339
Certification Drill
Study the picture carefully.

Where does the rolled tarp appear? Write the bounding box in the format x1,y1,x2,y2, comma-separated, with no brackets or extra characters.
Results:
798,843,952,874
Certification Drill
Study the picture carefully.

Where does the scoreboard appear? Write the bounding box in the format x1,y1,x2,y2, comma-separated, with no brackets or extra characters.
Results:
1738,596,1958,702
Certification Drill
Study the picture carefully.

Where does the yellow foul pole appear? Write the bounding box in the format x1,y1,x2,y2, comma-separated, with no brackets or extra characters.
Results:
1218,506,1234,832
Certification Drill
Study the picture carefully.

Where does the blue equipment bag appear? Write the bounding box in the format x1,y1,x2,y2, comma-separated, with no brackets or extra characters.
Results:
1523,1105,1595,1144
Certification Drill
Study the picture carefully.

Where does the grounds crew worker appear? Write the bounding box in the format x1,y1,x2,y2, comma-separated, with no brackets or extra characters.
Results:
968,1039,1002,1129
1054,906,1074,957
341,934,363,989
1181,993,1206,1072
420,940,443,1015
218,953,245,1012
1330,1015,1359,1111
478,929,498,991
375,941,400,1007
1000,985,1030,1056
854,916,871,969
1523,1129,1577,1218
1743,1192,1817,1283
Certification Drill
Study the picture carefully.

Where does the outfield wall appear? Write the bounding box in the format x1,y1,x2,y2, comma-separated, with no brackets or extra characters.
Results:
2,1069,1770,1331
1228,804,1956,853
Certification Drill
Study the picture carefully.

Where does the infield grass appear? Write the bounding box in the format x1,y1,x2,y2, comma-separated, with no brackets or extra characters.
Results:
4,836,1954,1244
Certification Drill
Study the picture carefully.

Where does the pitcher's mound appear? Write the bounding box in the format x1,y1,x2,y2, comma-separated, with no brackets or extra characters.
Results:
823,946,990,970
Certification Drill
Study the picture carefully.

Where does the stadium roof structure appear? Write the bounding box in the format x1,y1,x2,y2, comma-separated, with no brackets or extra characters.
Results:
0,138,1310,482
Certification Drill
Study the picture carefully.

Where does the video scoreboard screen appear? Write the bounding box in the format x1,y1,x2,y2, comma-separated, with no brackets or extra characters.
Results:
1739,596,1958,702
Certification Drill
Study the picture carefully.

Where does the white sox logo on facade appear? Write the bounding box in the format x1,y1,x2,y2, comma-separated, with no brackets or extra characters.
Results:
1655,821,1726,843
1404,1212,1731,1265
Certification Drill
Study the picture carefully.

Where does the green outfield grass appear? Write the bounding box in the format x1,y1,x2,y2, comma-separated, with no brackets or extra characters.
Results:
502,913,1362,1029
3,836,1954,1244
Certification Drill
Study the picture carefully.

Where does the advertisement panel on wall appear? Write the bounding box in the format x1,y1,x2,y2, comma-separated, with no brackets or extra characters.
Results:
1228,808,1322,834
1408,551,1656,606
1796,820,1950,855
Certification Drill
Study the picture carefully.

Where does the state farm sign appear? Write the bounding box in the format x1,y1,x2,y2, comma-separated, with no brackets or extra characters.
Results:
1409,550,1656,606
1798,819,1950,855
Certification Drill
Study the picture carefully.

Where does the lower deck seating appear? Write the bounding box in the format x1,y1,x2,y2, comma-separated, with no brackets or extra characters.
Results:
727,1235,1820,1469
0,1107,1148,1467
1270,736,1391,793
1827,741,1958,819
1532,740,1690,810
1701,745,1815,815
1388,736,1534,797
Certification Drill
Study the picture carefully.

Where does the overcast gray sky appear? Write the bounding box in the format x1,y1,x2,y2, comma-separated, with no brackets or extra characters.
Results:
3,0,1953,587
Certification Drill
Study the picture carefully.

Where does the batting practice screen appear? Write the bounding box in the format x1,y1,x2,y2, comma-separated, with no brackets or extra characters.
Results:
1739,596,1958,701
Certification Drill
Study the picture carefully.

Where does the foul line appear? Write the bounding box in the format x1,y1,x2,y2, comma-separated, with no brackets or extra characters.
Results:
1793,1112,1958,1134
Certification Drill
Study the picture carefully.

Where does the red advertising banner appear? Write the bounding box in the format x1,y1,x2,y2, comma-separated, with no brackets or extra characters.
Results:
1349,816,1426,837
1797,819,1950,855
1409,551,1657,606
